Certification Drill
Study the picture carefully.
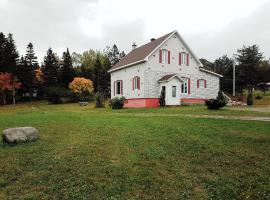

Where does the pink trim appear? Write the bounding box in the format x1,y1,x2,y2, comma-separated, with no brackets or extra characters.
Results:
138,77,140,90
204,80,207,88
179,53,181,65
197,79,199,88
187,54,189,66
124,98,159,108
168,50,170,64
181,98,206,104
159,50,162,63
120,80,123,95
188,78,190,94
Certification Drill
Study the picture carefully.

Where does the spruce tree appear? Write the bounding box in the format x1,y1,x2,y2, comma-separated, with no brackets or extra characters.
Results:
0,32,7,72
60,48,75,88
42,48,60,87
25,43,39,70
93,54,101,93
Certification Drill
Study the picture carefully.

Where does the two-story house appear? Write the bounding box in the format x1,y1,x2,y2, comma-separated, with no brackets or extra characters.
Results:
108,30,222,108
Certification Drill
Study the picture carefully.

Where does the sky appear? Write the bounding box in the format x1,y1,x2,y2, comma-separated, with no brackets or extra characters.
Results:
0,0,270,63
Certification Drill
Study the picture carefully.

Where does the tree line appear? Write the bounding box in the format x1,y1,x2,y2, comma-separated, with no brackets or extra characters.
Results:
200,45,270,98
0,32,125,104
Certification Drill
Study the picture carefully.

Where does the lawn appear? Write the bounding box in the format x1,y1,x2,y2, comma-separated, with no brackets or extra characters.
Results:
0,103,270,199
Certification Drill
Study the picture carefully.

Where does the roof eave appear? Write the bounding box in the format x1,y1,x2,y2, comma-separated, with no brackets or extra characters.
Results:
199,67,223,77
108,59,147,73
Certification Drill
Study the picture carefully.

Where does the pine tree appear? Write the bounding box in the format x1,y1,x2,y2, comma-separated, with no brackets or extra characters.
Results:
60,48,75,88
0,33,19,75
105,44,125,66
0,32,7,72
42,48,60,87
93,54,101,93
25,43,39,70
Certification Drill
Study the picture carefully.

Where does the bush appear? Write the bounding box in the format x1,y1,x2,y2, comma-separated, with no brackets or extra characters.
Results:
247,93,253,105
159,89,166,107
205,91,226,109
110,97,126,109
255,95,262,100
95,92,105,108
46,87,71,104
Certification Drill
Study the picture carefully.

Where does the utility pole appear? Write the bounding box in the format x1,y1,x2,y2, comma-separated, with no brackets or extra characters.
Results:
233,60,236,97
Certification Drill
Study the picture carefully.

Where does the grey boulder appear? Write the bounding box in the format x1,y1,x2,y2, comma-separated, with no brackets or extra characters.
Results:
2,127,39,144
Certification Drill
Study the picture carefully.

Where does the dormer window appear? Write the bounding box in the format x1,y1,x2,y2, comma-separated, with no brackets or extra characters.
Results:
159,49,170,64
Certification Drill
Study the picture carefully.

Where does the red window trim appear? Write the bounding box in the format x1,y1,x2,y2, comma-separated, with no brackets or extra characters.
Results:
168,50,170,64
133,76,140,90
197,79,199,88
179,53,182,65
159,49,162,63
187,54,189,66
204,80,207,88
188,78,190,94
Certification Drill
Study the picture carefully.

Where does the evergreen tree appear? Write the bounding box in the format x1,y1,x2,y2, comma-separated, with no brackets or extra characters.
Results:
235,45,263,94
0,33,19,74
60,48,75,88
42,48,60,87
93,54,101,93
0,32,7,72
104,44,125,66
25,43,39,70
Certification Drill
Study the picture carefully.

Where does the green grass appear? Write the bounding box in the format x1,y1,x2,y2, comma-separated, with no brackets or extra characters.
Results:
0,103,270,199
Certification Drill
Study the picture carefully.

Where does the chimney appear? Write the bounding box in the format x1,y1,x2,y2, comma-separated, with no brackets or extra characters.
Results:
132,42,137,50
151,38,156,42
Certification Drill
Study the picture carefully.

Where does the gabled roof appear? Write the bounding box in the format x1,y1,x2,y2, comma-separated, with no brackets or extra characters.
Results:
199,67,223,77
158,74,184,83
108,31,174,72
108,30,204,73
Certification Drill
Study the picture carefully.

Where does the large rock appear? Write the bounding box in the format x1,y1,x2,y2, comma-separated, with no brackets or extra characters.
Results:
2,127,39,144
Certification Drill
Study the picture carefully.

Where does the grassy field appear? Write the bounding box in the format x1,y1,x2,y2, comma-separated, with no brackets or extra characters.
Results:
0,103,270,199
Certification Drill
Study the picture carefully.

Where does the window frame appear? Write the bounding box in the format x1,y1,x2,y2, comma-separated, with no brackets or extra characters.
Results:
133,76,140,90
181,78,188,94
116,80,122,95
162,49,168,64
172,86,177,98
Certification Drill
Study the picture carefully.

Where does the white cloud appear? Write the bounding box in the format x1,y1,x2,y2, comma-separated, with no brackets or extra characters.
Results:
0,0,269,62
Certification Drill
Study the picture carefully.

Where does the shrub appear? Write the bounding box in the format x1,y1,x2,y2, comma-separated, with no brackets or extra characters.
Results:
110,97,126,109
205,91,226,109
247,93,253,105
159,89,166,107
95,92,104,108
69,77,93,102
46,87,71,104
255,95,262,100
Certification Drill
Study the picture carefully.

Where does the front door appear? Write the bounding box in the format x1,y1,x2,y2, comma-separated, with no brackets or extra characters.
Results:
166,85,180,105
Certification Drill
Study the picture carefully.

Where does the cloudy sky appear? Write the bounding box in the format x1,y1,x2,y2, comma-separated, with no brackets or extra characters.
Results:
0,0,270,63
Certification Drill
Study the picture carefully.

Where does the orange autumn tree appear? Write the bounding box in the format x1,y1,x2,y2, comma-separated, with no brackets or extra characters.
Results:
69,77,93,101
0,72,21,105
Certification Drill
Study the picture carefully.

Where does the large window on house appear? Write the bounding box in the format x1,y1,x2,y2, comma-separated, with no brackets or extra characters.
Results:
181,78,188,94
172,86,176,97
133,76,140,90
162,49,168,64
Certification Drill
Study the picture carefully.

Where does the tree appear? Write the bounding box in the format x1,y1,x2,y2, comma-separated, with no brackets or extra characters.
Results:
60,48,75,88
0,72,21,105
104,44,125,66
3,34,19,75
42,48,60,87
17,43,38,96
69,77,93,101
235,45,263,95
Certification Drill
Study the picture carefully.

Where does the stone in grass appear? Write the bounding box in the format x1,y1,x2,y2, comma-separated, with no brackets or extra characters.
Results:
2,127,39,144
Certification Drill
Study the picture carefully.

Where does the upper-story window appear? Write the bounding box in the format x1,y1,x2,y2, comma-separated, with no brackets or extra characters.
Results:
179,52,189,66
159,49,170,64
132,76,140,90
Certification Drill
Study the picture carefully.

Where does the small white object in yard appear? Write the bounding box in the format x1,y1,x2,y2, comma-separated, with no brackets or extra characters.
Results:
79,102,88,106
2,127,39,144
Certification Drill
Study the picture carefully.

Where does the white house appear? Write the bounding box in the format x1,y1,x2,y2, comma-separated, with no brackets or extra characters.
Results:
108,30,222,108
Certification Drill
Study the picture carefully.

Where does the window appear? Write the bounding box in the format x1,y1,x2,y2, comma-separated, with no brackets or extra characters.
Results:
162,86,166,97
172,86,176,97
133,76,140,90
181,78,190,94
162,49,168,64
179,52,189,66
115,80,122,95
197,79,206,88
160,49,170,64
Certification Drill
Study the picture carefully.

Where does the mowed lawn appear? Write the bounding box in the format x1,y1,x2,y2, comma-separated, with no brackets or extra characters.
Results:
0,103,270,199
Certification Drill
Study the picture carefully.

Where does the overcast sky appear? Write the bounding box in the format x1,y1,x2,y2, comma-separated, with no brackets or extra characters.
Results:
1,0,270,63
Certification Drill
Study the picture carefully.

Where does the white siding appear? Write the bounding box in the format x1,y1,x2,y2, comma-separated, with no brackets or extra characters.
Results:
110,63,146,99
